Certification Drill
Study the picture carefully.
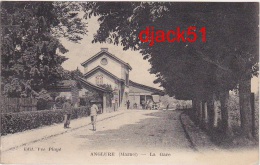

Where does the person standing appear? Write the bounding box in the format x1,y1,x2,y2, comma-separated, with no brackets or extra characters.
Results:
126,100,130,109
90,101,99,131
63,99,72,128
74,99,80,108
141,99,145,109
112,99,115,112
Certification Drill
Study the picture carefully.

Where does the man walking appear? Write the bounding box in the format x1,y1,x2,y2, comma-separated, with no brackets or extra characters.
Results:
90,101,99,131
126,100,130,109
63,99,72,128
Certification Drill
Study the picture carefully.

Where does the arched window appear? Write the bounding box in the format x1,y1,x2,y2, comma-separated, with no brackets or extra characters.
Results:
96,74,103,85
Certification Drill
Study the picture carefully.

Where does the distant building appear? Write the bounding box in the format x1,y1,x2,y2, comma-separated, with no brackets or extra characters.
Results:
128,80,164,109
47,79,112,111
47,80,81,104
81,48,164,109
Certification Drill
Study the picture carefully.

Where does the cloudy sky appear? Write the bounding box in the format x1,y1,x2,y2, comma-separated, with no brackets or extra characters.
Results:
60,16,258,93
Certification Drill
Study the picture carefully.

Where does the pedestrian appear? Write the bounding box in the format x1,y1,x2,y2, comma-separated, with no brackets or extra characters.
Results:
126,100,130,109
112,99,115,111
141,99,145,109
90,101,99,131
74,99,80,108
62,99,72,128
133,103,137,109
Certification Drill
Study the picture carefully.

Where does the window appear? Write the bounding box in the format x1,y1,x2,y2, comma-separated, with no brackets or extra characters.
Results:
100,58,108,65
96,74,103,85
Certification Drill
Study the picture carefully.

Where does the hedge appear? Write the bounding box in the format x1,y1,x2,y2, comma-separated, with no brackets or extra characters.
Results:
1,106,91,136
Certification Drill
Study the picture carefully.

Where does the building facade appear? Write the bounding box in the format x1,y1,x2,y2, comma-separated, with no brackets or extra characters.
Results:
81,48,164,109
47,79,113,112
81,48,132,108
128,80,164,109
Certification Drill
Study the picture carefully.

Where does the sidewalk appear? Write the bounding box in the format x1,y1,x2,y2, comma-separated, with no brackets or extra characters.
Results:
180,112,220,152
1,110,124,153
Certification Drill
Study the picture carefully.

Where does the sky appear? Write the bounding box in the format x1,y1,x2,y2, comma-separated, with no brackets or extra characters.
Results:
60,16,259,93
60,16,162,90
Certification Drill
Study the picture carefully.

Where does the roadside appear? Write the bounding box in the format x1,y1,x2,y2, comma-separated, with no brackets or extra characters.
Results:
1,110,124,152
2,110,194,164
180,111,220,152
180,110,258,151
1,109,258,165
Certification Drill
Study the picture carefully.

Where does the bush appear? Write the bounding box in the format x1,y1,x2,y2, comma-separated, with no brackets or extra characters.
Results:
37,98,52,110
1,106,90,136
36,89,53,110
55,96,67,109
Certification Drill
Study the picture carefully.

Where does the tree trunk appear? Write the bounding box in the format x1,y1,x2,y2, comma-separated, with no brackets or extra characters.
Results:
201,101,208,129
213,98,220,128
220,90,233,136
193,98,198,122
198,100,203,127
207,93,218,129
239,78,253,138
197,100,202,124
251,93,256,138
193,98,201,124
192,99,195,114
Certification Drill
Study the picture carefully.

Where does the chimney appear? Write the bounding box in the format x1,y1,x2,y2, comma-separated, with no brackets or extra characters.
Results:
101,48,108,51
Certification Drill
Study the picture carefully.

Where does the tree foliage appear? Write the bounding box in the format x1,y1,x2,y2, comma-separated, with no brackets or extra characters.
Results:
82,2,258,100
1,2,87,97
82,2,259,138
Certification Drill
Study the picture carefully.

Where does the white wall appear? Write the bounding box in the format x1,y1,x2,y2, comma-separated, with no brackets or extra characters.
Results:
121,65,127,80
129,95,141,108
82,51,131,108
87,71,119,89
86,53,123,79
59,92,72,99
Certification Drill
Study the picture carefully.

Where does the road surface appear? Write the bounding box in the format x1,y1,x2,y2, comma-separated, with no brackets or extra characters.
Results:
1,110,258,165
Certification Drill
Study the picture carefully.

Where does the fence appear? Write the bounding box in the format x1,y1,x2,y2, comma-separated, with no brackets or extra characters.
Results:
1,97,37,113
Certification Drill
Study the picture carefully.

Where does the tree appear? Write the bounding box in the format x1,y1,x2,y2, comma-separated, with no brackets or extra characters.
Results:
70,67,84,80
82,2,258,138
1,2,87,97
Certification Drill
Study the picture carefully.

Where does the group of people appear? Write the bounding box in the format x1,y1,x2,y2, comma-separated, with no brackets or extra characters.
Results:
62,99,99,131
126,99,155,110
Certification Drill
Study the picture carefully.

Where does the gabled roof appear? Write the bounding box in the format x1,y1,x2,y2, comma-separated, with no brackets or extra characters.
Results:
77,77,112,93
83,66,125,83
81,49,132,70
47,78,112,93
47,80,82,90
129,80,165,96
57,80,78,87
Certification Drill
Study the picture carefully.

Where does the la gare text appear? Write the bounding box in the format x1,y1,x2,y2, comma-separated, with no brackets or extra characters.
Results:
139,26,206,46
90,152,171,157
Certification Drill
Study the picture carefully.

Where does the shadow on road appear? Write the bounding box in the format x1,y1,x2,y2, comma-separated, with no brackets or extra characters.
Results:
75,110,191,151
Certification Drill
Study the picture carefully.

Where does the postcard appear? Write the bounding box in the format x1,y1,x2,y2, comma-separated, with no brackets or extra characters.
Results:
1,1,259,165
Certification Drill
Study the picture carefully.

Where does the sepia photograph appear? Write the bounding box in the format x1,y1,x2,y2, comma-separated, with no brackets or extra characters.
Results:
0,1,259,164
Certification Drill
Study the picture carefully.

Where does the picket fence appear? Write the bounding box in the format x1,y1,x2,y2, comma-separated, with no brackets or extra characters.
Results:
1,97,37,113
